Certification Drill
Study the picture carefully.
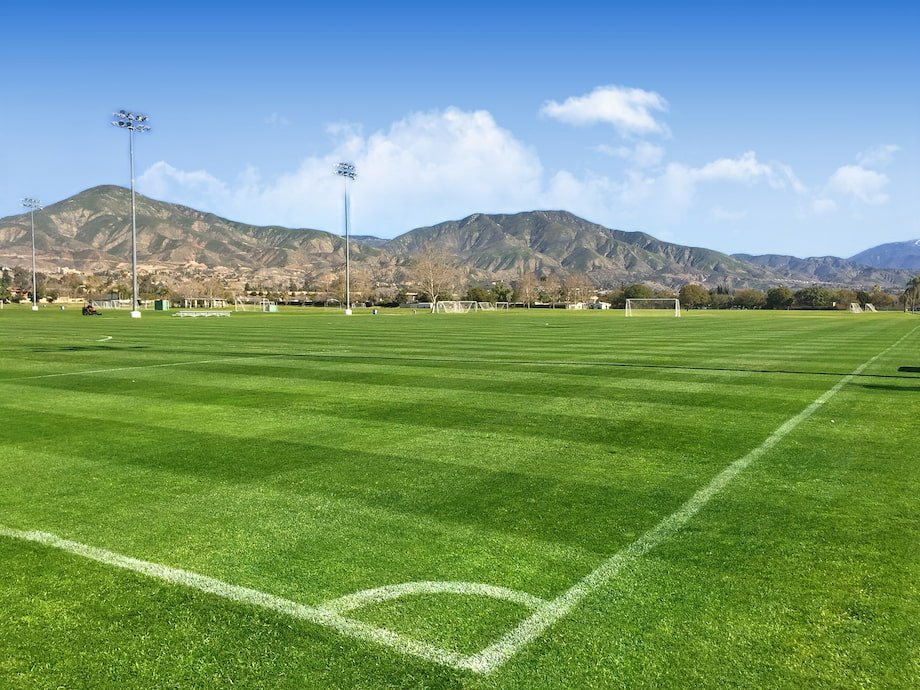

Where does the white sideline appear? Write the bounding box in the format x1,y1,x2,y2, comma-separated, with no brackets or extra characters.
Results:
461,323,920,673
0,324,916,675
0,526,469,670
6,357,255,381
96,336,113,342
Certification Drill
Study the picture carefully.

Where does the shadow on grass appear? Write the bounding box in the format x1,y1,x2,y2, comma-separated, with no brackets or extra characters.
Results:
22,345,920,381
1,405,688,553
28,345,150,353
854,383,920,392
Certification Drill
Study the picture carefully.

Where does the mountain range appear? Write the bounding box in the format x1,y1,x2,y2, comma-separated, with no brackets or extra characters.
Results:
849,240,920,271
0,185,914,290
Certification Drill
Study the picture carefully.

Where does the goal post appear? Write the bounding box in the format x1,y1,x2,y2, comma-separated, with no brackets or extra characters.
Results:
624,298,681,317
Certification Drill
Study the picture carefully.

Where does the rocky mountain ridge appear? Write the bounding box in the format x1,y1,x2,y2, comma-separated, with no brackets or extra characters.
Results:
0,186,913,290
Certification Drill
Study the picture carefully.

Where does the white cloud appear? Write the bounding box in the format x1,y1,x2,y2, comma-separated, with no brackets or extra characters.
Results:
139,162,228,199
264,112,290,127
138,107,811,242
541,85,669,136
690,151,805,192
827,165,889,204
856,144,899,168
811,198,838,214
596,141,664,168
140,108,543,235
711,206,748,222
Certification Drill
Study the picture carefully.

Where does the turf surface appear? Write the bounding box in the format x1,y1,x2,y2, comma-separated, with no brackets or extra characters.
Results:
1,306,918,688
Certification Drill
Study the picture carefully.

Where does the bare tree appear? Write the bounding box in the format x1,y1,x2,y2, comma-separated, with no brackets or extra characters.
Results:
561,273,594,304
513,271,539,307
408,244,459,310
903,275,920,311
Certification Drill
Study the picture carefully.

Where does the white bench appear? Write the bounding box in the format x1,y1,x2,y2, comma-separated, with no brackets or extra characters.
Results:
173,310,232,318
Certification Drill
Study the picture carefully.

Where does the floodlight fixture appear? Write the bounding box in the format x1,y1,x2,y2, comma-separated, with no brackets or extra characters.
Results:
334,162,357,314
21,198,43,311
111,109,151,318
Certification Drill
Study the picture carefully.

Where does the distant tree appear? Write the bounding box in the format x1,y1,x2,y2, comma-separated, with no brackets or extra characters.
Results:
12,266,31,291
856,290,871,306
513,272,539,307
678,283,709,308
734,288,766,309
538,273,562,306
765,286,794,309
602,287,626,308
831,288,859,310
464,285,492,303
709,292,734,309
561,273,593,303
623,284,653,300
82,274,105,297
794,286,834,308
902,276,920,311
491,282,513,302
868,286,897,309
407,244,459,309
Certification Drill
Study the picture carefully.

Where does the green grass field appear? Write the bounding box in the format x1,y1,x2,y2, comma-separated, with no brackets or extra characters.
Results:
1,306,918,688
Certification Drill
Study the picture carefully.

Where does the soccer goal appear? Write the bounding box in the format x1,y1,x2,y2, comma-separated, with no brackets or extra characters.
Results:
434,300,477,313
624,298,681,317
849,302,863,313
235,297,276,312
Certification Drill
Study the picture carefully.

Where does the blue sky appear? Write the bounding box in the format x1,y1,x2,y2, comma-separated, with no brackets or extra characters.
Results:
1,1,917,257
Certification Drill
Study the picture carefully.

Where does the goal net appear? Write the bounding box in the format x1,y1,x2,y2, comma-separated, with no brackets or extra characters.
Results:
625,298,681,317
235,297,275,312
434,300,477,313
849,302,863,313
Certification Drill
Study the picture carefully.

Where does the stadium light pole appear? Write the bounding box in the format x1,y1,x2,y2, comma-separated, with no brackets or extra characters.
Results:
21,198,42,311
334,162,356,315
111,110,150,318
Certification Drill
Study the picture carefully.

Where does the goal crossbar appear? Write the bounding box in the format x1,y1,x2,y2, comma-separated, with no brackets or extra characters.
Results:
625,298,681,317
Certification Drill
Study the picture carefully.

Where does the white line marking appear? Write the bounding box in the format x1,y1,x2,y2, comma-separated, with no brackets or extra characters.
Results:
96,336,113,342
0,350,345,383
0,526,470,670
460,323,920,674
0,324,915,675
323,581,547,614
6,357,255,381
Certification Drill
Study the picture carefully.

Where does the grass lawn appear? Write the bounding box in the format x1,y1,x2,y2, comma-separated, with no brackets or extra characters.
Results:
0,305,918,688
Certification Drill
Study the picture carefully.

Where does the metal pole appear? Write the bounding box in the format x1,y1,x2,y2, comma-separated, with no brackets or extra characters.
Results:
333,163,356,315
30,208,37,311
344,177,350,311
29,208,38,311
129,127,139,316
112,110,149,318
21,198,41,311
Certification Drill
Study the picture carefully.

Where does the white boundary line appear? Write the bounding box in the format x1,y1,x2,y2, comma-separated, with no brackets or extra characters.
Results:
6,357,256,381
0,324,916,674
461,322,920,673
95,336,113,342
0,526,470,670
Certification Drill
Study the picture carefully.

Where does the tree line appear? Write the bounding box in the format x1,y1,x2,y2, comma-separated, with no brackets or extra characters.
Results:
3,258,919,312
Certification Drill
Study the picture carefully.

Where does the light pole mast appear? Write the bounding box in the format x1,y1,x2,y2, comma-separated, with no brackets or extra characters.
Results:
334,162,356,315
112,110,150,318
21,198,42,311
